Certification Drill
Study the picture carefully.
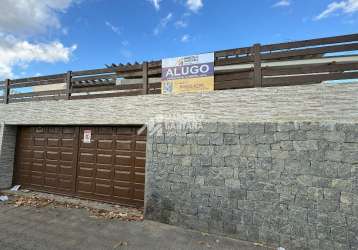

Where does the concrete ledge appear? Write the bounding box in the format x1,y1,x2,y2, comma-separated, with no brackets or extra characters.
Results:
0,84,357,125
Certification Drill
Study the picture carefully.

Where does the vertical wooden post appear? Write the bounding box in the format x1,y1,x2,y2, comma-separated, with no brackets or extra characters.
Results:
142,62,149,95
3,79,10,104
65,71,72,100
253,43,262,88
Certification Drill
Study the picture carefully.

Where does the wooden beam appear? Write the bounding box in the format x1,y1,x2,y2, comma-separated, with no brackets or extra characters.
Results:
260,33,358,52
253,44,262,87
11,73,66,84
4,79,10,104
65,71,72,100
142,62,149,94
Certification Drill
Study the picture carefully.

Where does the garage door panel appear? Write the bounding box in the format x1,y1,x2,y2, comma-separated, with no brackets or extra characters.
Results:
21,149,33,158
79,152,96,163
47,127,59,133
97,135,113,141
61,151,74,161
47,138,60,147
116,127,134,135
114,169,131,181
115,155,132,166
58,177,73,189
98,139,113,149
136,150,146,156
113,185,132,198
78,165,95,177
135,166,145,173
76,126,146,206
61,138,75,147
45,163,57,173
97,153,112,164
98,127,113,135
134,183,145,200
96,166,112,179
116,140,132,150
135,172,145,183
18,162,31,170
19,138,32,146
134,192,144,201
59,165,74,175
31,174,44,185
95,181,112,196
135,157,146,168
135,141,146,151
32,162,44,171
77,177,94,193
79,140,96,148
34,138,46,146
17,174,31,185
46,151,60,160
63,127,75,134
34,127,45,133
15,126,146,207
33,150,45,159
44,175,57,187
115,150,132,156
14,126,78,195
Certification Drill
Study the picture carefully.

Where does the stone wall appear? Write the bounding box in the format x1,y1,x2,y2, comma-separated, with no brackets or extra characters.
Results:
0,83,358,249
0,124,17,189
145,121,358,250
0,84,357,125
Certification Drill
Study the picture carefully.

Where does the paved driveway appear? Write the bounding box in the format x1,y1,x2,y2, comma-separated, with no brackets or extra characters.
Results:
0,200,267,250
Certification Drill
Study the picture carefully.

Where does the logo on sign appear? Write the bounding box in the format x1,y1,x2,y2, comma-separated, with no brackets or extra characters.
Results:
161,52,214,95
162,82,173,94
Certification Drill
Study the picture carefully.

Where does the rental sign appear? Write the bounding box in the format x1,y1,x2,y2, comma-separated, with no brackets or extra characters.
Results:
161,52,214,94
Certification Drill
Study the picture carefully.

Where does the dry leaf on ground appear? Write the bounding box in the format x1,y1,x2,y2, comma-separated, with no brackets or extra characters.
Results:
113,241,128,248
6,194,143,222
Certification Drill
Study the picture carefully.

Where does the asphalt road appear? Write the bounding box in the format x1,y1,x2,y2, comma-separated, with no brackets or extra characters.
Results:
0,202,267,250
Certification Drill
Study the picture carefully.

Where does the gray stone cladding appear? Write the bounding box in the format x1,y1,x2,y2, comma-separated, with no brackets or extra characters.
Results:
0,83,358,249
0,124,17,188
0,84,357,125
145,121,358,250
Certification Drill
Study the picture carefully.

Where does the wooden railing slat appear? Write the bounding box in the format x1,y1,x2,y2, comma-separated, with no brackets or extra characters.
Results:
0,33,356,104
261,33,358,52
10,89,66,99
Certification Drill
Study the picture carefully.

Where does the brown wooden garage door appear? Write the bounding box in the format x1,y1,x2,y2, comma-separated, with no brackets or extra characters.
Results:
14,126,146,207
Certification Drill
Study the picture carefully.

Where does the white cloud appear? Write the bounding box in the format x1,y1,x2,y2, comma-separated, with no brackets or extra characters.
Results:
0,34,76,79
273,0,291,7
0,0,77,79
162,13,173,25
147,0,162,11
175,20,188,28
121,40,129,46
62,27,69,35
120,48,133,59
315,0,358,20
181,34,190,42
174,12,191,29
186,0,203,12
105,21,121,35
153,13,173,35
0,0,74,36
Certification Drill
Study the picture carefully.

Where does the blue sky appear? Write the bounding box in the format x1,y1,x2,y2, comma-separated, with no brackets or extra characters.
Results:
0,0,357,80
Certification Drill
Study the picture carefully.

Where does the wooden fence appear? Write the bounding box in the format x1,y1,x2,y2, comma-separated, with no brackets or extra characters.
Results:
1,33,357,104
